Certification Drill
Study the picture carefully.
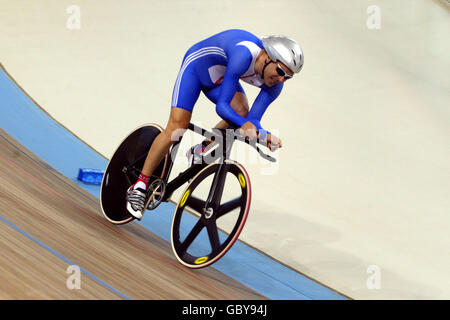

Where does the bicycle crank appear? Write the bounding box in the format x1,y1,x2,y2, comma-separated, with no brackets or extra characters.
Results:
145,178,166,210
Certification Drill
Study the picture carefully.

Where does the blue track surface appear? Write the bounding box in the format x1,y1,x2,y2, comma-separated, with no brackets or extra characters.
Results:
0,66,346,300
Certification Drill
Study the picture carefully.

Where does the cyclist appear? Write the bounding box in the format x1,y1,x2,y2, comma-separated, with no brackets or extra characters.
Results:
126,29,304,220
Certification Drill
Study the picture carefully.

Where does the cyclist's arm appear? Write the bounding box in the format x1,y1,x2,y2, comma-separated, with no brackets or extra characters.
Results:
246,83,283,138
215,46,252,127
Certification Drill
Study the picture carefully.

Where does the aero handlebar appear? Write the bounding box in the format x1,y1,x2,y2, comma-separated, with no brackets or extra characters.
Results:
187,123,277,163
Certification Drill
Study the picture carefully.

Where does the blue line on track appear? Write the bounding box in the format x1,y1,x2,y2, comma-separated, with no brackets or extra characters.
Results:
0,215,131,300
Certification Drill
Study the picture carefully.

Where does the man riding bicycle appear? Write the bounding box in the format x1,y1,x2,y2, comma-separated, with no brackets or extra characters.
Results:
126,29,304,220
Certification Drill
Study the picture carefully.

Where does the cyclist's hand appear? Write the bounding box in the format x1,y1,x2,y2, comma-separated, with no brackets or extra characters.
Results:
265,133,283,151
239,121,258,140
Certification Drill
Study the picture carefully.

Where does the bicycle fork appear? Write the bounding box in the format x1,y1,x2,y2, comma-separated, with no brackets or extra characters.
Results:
203,130,235,216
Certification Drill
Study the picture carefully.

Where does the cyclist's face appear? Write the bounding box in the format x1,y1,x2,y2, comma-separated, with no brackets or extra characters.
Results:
265,61,294,87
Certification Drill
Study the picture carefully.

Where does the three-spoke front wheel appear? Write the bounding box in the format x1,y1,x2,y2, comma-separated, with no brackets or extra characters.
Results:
171,160,251,268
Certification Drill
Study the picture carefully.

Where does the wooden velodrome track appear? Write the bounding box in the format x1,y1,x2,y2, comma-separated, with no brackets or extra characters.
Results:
0,128,266,300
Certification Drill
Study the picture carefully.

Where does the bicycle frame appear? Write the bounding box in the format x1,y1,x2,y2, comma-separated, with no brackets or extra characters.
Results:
123,122,274,209
160,123,235,208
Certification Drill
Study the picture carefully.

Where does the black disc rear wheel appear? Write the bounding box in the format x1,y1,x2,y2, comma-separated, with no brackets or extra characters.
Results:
100,124,168,224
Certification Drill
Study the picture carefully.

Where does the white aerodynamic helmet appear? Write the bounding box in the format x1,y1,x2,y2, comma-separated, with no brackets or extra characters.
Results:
261,35,304,73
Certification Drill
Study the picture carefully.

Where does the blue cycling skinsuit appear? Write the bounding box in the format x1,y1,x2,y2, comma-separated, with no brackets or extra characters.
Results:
171,29,283,135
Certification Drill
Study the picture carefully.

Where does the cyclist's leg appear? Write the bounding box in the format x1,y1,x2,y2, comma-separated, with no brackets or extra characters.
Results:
140,67,201,178
140,108,192,177
203,82,249,121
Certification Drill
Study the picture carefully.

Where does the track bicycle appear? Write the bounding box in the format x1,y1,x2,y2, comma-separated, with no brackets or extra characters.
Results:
100,122,276,268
